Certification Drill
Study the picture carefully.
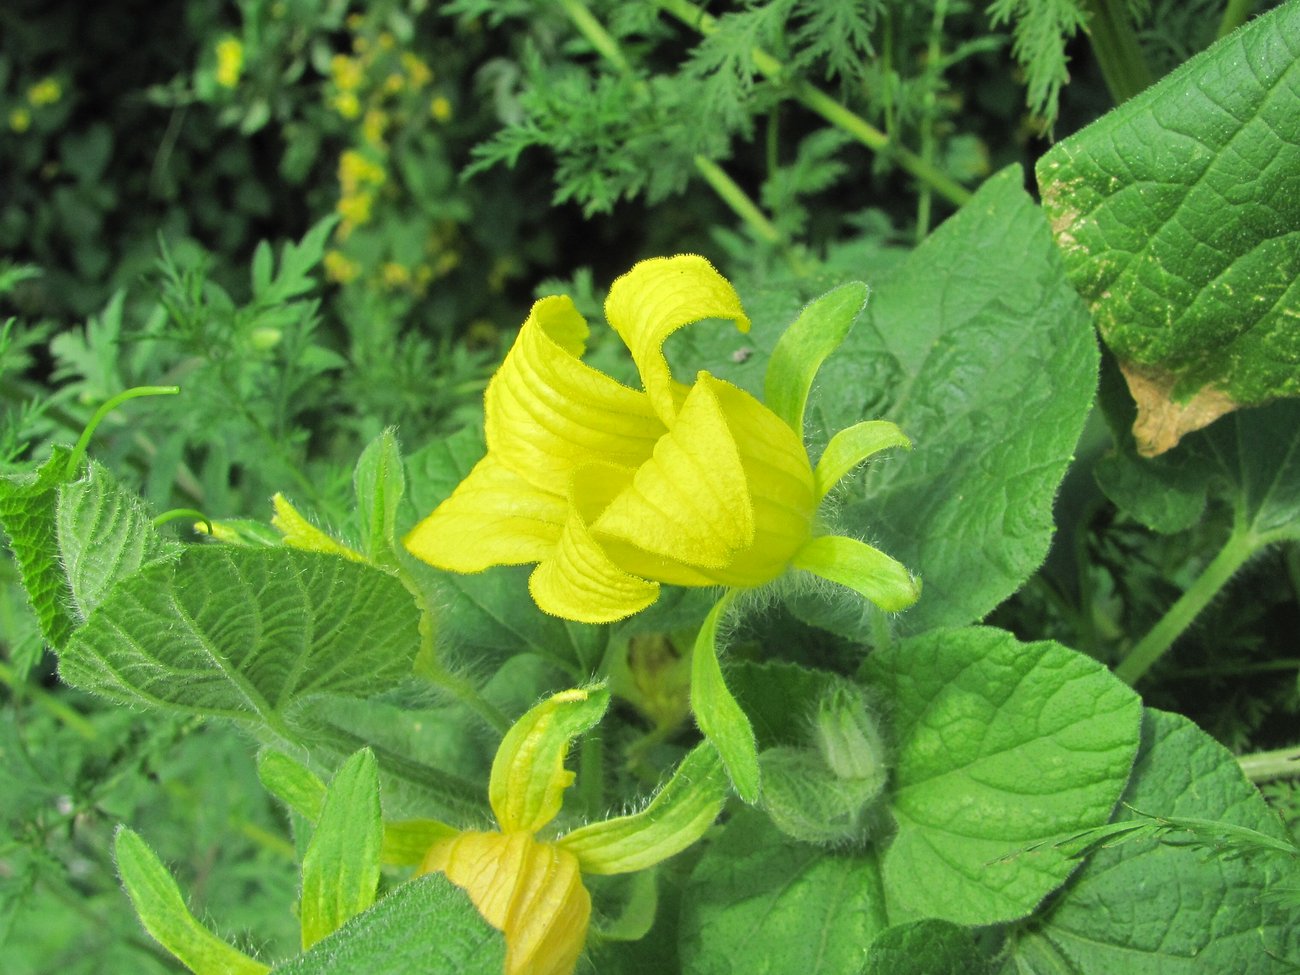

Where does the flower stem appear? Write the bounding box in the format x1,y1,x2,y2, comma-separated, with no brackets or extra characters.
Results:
655,0,972,208
1237,746,1300,783
1082,0,1154,105
1114,528,1256,686
1216,0,1256,39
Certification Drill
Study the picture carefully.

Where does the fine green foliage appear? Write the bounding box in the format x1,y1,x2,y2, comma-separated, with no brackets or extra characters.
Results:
987,0,1090,128
1039,1,1300,453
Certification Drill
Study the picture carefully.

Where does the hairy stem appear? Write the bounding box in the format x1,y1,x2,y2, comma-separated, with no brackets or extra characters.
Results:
1082,0,1155,105
1114,528,1256,686
655,0,973,207
1237,746,1300,783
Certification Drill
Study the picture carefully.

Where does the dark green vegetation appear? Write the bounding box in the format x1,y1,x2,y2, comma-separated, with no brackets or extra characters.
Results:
2,1,1298,972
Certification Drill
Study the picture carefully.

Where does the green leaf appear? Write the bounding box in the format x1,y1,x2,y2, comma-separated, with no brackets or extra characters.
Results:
1037,2,1300,455
558,742,727,874
1020,709,1300,972
763,281,868,435
114,827,270,975
862,919,995,975
677,167,1097,637
679,808,888,975
58,548,422,732
56,459,181,620
352,429,405,569
272,875,505,975
727,660,840,751
257,751,327,823
861,626,1142,925
299,749,383,950
0,447,78,650
689,592,759,803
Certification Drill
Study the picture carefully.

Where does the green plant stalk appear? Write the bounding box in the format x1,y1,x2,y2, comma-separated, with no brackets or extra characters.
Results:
656,0,973,207
559,0,634,74
1114,528,1256,685
1082,0,1155,105
1216,0,1256,39
692,155,784,246
1237,746,1300,783
66,385,181,477
0,660,99,740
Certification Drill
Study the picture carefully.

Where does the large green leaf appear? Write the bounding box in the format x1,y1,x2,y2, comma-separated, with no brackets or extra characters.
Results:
58,547,422,734
862,920,996,975
1038,1,1300,455
679,809,888,975
273,875,505,975
56,459,180,621
675,166,1098,636
861,626,1142,925
0,448,78,650
1017,709,1300,973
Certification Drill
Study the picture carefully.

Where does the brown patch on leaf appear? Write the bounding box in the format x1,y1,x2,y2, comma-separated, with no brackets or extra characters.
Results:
1120,361,1239,457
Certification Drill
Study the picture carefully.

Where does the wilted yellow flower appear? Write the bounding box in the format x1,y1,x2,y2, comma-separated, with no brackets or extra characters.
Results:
27,77,62,106
215,37,244,89
418,686,726,975
406,255,919,624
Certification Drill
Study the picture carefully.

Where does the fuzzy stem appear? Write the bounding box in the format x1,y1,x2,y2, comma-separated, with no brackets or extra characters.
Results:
1082,0,1155,105
655,0,973,207
1114,528,1256,686
1216,0,1256,39
1237,746,1300,783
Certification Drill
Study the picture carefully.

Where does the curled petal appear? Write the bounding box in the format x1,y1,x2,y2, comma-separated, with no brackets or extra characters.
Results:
404,455,566,572
604,255,750,426
487,295,665,495
422,832,591,975
593,377,754,573
529,501,659,624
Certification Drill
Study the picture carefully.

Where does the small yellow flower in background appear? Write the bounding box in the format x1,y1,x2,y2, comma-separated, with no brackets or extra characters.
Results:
330,53,364,93
215,36,244,89
418,686,726,975
323,249,360,284
27,77,62,106
335,190,373,230
382,72,405,95
8,107,31,133
430,95,453,122
381,262,410,288
362,107,388,145
378,31,396,51
405,255,919,624
401,51,433,87
338,148,385,192
331,90,361,119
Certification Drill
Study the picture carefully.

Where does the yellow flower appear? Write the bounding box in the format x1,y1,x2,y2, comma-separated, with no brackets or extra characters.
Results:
8,107,31,133
381,261,410,288
323,249,360,284
331,90,361,119
362,107,388,145
335,190,373,227
401,52,433,87
430,94,453,122
27,77,62,106
406,255,919,624
418,687,726,975
215,37,244,89
330,54,364,93
338,148,385,191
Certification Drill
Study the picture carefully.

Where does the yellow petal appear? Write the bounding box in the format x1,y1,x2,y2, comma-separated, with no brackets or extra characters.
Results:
486,295,665,496
422,831,591,975
271,493,365,562
528,496,660,624
604,255,750,425
404,454,566,572
593,377,754,574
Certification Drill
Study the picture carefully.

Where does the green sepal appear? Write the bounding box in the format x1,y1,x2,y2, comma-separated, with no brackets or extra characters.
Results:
814,421,911,500
299,749,384,950
689,591,759,803
558,741,727,874
114,826,270,975
792,535,920,612
764,281,869,435
352,428,406,569
489,684,610,833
